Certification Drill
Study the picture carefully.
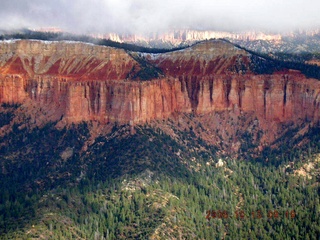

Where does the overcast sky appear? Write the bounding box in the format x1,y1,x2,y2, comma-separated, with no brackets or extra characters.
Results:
0,0,319,34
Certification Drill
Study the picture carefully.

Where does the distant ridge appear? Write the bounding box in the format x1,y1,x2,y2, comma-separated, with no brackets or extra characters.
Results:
0,29,188,54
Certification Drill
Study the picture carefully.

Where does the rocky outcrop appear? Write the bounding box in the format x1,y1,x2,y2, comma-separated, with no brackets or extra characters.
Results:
0,39,319,126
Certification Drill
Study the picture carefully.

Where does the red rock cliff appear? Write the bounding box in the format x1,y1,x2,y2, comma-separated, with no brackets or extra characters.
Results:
0,40,319,125
146,41,320,123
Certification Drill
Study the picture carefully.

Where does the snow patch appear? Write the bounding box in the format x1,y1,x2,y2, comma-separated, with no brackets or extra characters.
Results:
0,39,21,44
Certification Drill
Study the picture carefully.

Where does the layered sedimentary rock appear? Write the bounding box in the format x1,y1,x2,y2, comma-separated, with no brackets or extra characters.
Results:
0,39,319,125
0,75,193,123
177,73,320,122
147,41,320,123
0,40,139,80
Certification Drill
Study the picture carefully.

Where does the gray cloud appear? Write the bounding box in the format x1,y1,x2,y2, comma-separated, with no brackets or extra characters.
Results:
0,0,319,34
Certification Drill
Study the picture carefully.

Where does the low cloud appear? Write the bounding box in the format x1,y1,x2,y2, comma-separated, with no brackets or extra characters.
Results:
0,0,319,34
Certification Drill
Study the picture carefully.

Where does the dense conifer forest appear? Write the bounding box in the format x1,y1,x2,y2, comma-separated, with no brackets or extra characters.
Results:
0,104,319,239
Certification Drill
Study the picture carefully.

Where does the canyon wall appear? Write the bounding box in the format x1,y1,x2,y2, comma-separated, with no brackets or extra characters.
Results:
0,75,192,123
0,40,319,125
195,74,320,122
0,73,319,124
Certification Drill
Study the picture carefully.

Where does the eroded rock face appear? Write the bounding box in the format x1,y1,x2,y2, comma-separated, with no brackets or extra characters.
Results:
0,40,139,80
0,39,319,126
0,75,193,123
147,40,320,123
148,41,252,76
196,74,320,122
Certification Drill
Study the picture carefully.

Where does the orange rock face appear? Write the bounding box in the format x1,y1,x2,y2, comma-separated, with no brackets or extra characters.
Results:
0,39,319,126
0,40,139,80
147,41,320,123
